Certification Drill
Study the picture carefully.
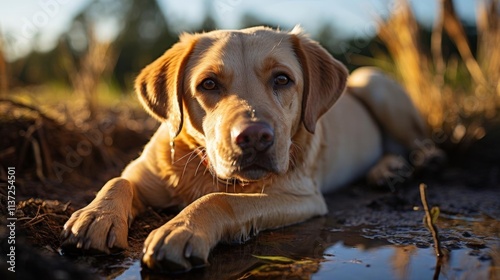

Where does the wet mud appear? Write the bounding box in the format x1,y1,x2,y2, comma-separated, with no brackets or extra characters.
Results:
1,107,499,279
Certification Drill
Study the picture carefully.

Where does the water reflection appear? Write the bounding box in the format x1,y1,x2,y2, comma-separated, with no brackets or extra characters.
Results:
316,243,491,280
112,216,495,280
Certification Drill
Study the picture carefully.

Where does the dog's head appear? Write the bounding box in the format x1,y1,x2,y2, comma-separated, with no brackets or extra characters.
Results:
136,26,347,183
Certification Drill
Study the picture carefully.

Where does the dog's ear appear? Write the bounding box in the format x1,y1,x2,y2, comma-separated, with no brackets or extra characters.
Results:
135,34,198,138
290,28,348,133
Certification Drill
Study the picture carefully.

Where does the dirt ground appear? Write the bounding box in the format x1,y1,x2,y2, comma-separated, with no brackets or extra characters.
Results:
0,101,499,279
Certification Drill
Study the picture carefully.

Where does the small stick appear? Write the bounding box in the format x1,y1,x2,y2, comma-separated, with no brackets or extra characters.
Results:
31,138,46,182
419,183,443,258
0,98,59,124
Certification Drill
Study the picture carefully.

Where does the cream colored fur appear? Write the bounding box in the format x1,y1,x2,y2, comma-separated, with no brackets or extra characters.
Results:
62,26,442,272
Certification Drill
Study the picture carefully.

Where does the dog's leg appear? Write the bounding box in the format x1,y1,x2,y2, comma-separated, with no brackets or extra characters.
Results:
347,67,446,186
62,126,176,253
347,67,429,148
141,191,327,272
61,177,144,253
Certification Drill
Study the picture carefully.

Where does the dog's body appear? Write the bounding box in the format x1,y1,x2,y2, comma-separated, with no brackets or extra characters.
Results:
62,26,442,271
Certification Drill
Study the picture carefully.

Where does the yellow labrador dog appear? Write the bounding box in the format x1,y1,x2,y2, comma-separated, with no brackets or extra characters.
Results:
62,26,442,271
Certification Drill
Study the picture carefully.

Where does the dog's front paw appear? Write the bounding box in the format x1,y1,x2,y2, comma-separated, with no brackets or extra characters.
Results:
61,205,129,254
142,217,211,272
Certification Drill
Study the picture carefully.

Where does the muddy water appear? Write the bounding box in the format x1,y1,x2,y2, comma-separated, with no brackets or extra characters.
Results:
116,231,494,280
101,181,499,280
116,221,500,279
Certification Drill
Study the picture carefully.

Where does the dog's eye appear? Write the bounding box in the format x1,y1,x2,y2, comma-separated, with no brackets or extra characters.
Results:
274,74,290,86
201,79,218,91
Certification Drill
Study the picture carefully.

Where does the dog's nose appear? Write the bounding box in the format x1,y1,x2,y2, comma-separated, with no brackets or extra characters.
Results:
233,122,274,152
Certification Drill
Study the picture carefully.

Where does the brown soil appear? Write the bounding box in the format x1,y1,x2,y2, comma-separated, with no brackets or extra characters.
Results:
0,99,499,279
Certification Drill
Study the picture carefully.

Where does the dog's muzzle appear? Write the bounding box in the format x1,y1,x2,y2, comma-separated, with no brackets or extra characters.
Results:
229,121,277,180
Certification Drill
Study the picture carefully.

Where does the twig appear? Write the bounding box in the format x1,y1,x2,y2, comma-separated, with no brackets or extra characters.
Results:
19,213,69,226
148,207,163,220
0,98,60,124
36,121,55,178
30,138,46,182
432,257,442,280
17,122,40,172
419,183,443,258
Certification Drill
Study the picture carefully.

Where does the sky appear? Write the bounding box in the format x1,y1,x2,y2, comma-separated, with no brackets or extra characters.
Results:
0,0,482,61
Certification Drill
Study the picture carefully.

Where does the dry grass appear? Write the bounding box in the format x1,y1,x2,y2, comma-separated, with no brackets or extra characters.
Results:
0,33,7,96
62,27,118,122
0,21,156,189
378,0,500,148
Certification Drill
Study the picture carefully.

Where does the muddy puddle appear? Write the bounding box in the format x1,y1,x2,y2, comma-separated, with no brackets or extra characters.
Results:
78,181,499,280
114,232,494,280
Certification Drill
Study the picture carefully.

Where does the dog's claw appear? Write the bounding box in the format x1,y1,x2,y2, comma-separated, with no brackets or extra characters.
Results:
156,246,165,260
76,239,84,249
84,238,92,250
61,229,69,239
141,217,212,273
107,229,116,248
61,208,129,254
184,243,193,258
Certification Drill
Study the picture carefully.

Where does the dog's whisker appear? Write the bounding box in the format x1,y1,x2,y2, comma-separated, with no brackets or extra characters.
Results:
215,173,220,189
177,147,206,180
202,163,210,175
289,146,297,168
173,150,193,164
180,149,201,180
186,147,204,165
291,141,304,156
212,164,219,187
174,147,201,164
194,150,207,177
290,152,298,169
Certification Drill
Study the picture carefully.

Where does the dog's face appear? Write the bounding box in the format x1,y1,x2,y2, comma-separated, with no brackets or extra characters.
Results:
136,26,347,182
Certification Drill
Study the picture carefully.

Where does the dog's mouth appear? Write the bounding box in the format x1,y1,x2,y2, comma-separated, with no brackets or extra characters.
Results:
232,165,273,181
218,162,275,183
196,149,276,183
